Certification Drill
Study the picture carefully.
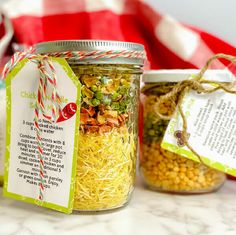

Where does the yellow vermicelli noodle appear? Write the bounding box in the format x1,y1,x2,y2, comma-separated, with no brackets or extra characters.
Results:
74,127,135,210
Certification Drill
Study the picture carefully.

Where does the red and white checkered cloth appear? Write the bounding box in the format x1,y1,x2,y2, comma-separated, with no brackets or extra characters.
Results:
0,0,236,70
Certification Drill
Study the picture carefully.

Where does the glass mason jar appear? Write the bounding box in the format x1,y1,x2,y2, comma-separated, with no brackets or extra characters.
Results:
36,40,145,211
0,79,6,186
140,70,227,194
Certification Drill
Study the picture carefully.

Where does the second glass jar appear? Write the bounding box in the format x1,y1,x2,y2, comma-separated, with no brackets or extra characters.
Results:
140,70,226,194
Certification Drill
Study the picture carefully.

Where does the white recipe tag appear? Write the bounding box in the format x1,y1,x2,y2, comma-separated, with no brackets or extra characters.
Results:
4,58,81,213
162,88,236,176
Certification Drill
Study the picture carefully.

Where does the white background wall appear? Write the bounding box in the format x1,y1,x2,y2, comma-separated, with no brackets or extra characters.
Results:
0,0,236,46
148,0,236,46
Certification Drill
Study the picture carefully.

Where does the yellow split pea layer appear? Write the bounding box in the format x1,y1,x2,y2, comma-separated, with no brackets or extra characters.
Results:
141,142,225,192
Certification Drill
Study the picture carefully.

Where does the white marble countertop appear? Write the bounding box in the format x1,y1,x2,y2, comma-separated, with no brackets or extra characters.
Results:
1,178,236,235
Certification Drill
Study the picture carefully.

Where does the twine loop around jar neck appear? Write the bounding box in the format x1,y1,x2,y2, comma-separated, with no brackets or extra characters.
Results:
152,53,236,165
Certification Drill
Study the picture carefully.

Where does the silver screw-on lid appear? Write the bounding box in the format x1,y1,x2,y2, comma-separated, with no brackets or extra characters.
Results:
35,40,145,65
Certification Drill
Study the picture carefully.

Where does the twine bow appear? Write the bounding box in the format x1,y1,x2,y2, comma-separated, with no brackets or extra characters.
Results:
3,51,62,200
33,56,62,200
151,53,236,165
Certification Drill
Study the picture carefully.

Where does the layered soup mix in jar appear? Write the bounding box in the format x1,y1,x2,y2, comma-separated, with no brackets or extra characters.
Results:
140,70,227,193
36,40,145,211
0,79,6,186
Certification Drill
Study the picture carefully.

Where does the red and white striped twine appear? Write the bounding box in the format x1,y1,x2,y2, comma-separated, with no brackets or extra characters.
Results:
2,48,146,201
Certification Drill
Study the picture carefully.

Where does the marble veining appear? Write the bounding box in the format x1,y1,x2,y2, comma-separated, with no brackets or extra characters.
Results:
1,178,236,235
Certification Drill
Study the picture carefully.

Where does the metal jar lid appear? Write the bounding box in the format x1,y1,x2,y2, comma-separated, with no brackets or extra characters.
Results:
143,69,234,83
35,40,145,65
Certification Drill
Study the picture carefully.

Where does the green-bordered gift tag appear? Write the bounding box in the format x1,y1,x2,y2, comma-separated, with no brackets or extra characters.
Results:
162,86,236,176
3,57,81,214
0,79,6,184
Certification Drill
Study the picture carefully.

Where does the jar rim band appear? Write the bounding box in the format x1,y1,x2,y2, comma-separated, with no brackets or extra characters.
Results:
143,69,234,83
